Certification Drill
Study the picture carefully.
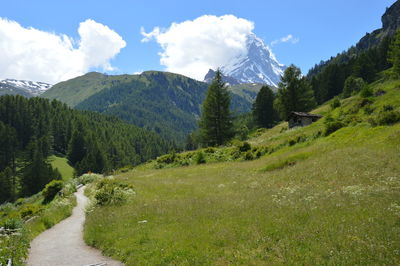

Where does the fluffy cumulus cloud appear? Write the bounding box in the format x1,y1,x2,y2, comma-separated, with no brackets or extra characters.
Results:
0,18,126,84
141,15,254,80
270,34,299,46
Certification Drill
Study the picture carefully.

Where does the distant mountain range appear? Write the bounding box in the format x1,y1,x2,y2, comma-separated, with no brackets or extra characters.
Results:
204,34,286,87
0,79,52,97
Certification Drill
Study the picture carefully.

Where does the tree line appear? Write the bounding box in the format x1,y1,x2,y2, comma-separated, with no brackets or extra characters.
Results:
0,95,174,203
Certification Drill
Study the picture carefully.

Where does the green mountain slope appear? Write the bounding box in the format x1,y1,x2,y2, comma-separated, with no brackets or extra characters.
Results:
43,71,254,144
83,75,400,265
41,72,142,107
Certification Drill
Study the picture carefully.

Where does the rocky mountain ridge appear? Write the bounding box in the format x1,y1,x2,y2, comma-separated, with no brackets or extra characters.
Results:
0,79,52,97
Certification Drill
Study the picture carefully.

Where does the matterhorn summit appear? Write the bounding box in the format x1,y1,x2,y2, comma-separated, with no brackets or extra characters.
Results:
205,34,286,87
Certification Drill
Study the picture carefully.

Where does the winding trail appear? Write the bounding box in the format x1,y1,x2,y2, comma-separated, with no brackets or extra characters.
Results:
27,186,123,266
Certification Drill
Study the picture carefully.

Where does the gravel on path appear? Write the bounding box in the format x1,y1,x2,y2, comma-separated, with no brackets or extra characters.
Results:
27,186,124,266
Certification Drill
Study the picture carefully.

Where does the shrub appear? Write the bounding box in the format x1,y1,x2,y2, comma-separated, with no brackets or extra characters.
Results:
376,110,400,125
383,104,394,111
343,76,366,98
42,180,63,204
237,141,251,152
230,149,242,160
61,181,77,196
288,135,307,146
331,97,341,109
363,105,374,115
243,151,254,161
360,86,373,98
204,147,215,153
78,173,103,185
19,204,41,219
324,116,346,136
94,179,135,206
195,151,206,164
2,218,23,230
156,152,178,164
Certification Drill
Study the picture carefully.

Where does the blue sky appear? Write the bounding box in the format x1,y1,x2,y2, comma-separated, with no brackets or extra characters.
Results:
1,0,396,83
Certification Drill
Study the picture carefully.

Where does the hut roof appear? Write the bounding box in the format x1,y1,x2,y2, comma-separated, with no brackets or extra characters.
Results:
289,112,323,119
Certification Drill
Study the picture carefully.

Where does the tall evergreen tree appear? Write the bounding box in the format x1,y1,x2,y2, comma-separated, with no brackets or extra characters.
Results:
275,65,316,120
252,85,277,128
0,167,15,203
67,127,86,166
199,69,234,146
389,29,400,75
21,139,61,196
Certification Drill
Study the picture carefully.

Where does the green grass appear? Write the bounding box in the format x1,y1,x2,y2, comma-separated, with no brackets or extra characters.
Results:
83,78,400,264
48,155,74,181
262,151,312,171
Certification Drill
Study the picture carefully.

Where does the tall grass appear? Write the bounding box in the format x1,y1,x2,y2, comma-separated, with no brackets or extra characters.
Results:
84,79,400,264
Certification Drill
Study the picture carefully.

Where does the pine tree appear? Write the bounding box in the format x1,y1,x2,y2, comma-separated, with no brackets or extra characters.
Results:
0,167,14,203
21,139,60,196
389,29,400,75
67,128,86,166
199,69,234,146
252,85,277,128
343,76,366,98
275,65,316,120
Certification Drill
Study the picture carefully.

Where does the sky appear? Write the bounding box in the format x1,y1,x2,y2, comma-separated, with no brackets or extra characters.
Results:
0,0,396,84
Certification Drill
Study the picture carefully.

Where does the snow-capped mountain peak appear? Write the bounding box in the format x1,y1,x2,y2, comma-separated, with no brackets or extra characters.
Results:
219,34,286,87
0,79,52,97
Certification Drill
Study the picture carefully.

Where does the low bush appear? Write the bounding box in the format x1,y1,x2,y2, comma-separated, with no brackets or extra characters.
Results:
376,109,400,125
243,151,254,161
78,173,103,185
331,97,341,109
360,86,373,98
204,147,215,153
236,141,251,152
324,116,346,136
19,204,42,219
94,179,135,206
288,135,307,146
195,151,206,165
0,218,29,265
157,152,178,164
42,180,63,204
324,121,345,136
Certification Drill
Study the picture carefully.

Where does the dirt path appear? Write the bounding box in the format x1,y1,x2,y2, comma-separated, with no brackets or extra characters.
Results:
27,186,124,266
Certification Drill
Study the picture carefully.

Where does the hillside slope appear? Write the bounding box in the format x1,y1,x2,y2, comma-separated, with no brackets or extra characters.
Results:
43,71,254,144
83,77,400,264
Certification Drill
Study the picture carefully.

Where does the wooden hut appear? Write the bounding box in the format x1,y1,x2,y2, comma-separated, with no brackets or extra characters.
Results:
288,112,322,128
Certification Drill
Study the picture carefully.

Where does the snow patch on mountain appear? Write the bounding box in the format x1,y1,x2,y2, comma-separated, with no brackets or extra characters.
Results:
0,79,52,96
219,34,285,87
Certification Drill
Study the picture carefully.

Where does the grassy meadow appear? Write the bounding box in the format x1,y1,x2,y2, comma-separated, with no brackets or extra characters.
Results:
83,79,400,264
49,155,75,181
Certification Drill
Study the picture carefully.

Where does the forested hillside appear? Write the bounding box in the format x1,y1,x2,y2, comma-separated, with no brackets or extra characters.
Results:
0,95,173,203
43,71,254,145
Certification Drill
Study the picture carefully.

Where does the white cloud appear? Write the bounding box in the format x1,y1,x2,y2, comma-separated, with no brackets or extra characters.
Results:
0,18,126,84
270,34,299,46
141,15,255,80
